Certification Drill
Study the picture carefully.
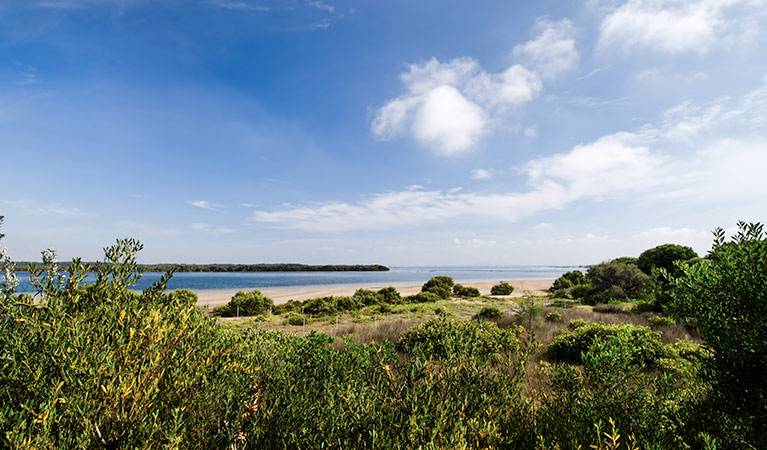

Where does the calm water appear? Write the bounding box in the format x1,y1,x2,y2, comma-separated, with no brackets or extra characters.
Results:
13,266,580,293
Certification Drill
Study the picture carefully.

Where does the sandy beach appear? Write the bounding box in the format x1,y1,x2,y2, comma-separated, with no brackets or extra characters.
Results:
195,279,554,308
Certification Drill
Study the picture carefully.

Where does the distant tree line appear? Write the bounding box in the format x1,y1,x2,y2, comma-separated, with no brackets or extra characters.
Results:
17,262,390,273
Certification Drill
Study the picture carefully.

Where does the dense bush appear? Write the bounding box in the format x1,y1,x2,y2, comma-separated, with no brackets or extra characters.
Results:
638,243,698,276
403,291,441,303
397,317,521,362
585,260,651,302
546,322,673,366
476,305,504,320
213,289,274,317
453,283,480,298
490,281,514,295
377,286,401,304
421,275,454,299
668,222,767,447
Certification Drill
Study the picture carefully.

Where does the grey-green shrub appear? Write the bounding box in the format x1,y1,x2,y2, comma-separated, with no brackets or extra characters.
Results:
490,281,514,295
214,289,274,317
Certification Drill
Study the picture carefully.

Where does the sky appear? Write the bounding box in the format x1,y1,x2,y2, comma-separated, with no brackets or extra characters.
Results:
1,0,766,266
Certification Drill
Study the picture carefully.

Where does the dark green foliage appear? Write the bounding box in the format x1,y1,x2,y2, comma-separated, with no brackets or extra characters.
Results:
476,305,504,320
421,275,454,299
353,288,382,305
546,322,673,366
638,243,698,275
668,222,767,447
490,281,514,295
22,262,391,273
213,289,274,317
550,277,573,291
585,260,651,302
612,256,638,266
569,283,596,301
397,317,521,362
562,270,585,285
452,283,480,297
404,291,441,303
272,299,302,314
377,286,401,304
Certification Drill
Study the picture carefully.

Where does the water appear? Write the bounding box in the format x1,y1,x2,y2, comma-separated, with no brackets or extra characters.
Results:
12,266,580,293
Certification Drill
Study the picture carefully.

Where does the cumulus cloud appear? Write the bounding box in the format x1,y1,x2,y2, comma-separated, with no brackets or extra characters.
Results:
597,0,766,54
513,18,579,79
371,57,541,155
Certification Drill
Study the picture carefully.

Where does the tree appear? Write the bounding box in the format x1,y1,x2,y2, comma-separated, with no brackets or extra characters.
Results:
667,222,767,446
637,243,698,276
586,260,650,300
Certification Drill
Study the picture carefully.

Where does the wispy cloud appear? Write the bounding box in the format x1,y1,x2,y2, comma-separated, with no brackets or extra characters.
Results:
513,18,579,79
596,0,766,54
187,200,225,211
470,169,493,180
210,1,270,11
3,200,92,217
117,221,178,236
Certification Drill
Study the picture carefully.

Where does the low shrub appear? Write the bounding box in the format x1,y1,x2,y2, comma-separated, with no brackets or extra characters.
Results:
377,286,401,304
404,291,441,303
421,276,454,299
647,315,676,327
397,317,521,362
545,311,563,322
214,289,274,317
490,281,514,295
353,288,382,306
273,299,302,315
552,299,577,308
285,312,305,326
453,283,480,298
546,322,673,366
476,305,504,320
568,319,590,330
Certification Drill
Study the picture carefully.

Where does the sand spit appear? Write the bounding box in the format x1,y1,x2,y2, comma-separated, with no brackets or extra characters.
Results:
194,279,554,309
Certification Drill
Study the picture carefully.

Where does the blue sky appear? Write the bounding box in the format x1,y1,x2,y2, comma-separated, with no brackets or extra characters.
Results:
1,0,766,265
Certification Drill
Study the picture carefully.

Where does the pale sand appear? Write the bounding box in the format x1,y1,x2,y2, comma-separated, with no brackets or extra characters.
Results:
194,279,554,309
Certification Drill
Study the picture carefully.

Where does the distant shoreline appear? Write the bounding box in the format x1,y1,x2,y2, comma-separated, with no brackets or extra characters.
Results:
16,263,391,273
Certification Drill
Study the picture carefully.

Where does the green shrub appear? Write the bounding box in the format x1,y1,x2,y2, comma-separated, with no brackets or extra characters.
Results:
569,283,596,301
353,288,382,306
476,305,504,320
273,299,302,315
546,322,673,366
285,312,305,326
545,311,563,322
586,260,651,300
647,315,676,327
568,319,590,330
453,283,480,298
549,277,573,291
638,243,698,276
421,276,454,299
169,288,198,306
404,291,441,303
377,286,401,304
214,289,274,317
490,281,514,295
397,317,521,362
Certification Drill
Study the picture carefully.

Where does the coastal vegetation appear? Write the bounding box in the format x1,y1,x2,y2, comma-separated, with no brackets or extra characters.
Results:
1,219,765,448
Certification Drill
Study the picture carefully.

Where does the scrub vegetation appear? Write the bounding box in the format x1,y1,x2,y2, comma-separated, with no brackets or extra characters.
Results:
1,218,764,449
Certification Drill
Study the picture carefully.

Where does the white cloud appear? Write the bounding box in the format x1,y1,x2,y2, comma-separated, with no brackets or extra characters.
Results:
471,169,492,180
513,18,579,79
259,82,767,233
187,200,224,211
371,57,541,155
524,126,537,137
453,238,497,248
210,1,270,11
597,0,766,54
635,226,708,240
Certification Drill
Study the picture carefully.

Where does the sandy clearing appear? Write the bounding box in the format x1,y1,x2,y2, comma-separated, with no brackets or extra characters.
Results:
194,279,554,308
